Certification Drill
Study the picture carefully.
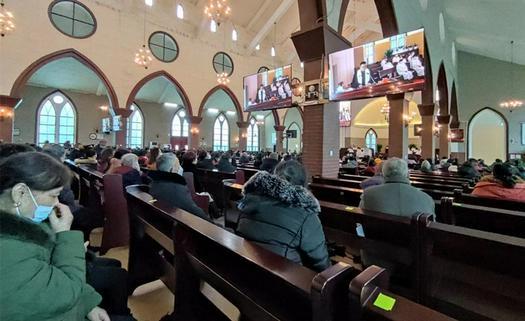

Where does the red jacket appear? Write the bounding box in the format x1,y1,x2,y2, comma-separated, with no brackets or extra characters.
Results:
472,180,525,202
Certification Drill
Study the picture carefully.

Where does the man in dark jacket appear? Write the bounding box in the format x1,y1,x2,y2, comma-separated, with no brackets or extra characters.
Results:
197,150,215,170
260,152,279,173
217,152,236,173
149,153,208,220
235,161,330,272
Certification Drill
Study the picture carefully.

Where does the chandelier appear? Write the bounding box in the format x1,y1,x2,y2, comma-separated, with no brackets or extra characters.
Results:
134,45,153,69
204,0,231,26
0,1,15,37
500,40,523,112
217,72,230,85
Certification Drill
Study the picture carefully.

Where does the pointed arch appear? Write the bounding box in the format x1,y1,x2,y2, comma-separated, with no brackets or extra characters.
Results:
365,128,378,152
198,85,243,122
11,48,119,112
467,107,508,161
126,70,193,115
171,107,189,137
246,117,259,152
36,90,77,145
450,82,459,128
437,62,449,115
283,107,304,125
127,103,145,148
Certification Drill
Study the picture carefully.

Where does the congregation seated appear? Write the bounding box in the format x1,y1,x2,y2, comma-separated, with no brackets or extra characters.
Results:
0,152,110,321
472,163,525,202
146,146,161,171
420,159,433,173
360,162,384,190
238,151,251,165
74,147,97,165
360,157,435,217
97,147,115,173
235,160,331,272
362,159,377,176
216,152,236,172
341,155,358,169
148,153,209,220
0,143,35,158
196,150,215,170
111,153,147,188
253,152,263,168
259,152,279,172
458,158,481,179
181,151,202,192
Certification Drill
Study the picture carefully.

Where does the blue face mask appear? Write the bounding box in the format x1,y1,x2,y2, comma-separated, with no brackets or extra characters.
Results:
15,188,55,223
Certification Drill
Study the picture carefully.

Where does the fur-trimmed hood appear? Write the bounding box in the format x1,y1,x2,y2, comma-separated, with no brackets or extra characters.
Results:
242,171,320,213
0,211,54,247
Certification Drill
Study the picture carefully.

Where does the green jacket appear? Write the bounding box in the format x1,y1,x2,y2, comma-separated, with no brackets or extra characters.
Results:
236,171,331,272
0,211,101,321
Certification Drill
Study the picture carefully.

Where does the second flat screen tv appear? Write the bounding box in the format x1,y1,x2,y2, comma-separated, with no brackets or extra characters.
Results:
243,65,293,112
329,28,426,101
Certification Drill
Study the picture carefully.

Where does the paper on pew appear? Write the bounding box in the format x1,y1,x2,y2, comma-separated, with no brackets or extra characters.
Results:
373,293,396,311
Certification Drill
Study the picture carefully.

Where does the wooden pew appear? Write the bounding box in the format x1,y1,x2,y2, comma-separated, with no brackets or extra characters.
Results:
338,173,471,190
418,220,525,321
348,266,456,321
452,189,525,211
439,197,525,238
195,168,236,212
126,185,362,321
318,176,467,193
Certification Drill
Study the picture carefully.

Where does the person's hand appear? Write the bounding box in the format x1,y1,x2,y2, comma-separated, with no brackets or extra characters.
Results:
87,306,110,321
49,203,74,233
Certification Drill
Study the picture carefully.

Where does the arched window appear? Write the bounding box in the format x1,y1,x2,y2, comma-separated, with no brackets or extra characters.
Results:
127,104,144,148
246,117,259,152
171,108,189,137
365,129,377,152
213,113,229,151
37,91,77,145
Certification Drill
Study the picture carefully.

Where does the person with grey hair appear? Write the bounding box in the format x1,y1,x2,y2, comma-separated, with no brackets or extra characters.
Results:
260,152,279,172
420,159,433,173
148,153,208,220
359,157,434,217
112,153,144,188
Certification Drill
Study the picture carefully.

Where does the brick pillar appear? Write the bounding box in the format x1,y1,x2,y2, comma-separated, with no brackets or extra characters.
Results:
237,121,249,151
189,116,202,149
0,96,20,143
437,115,451,159
114,108,133,147
417,103,436,160
274,125,285,153
387,93,409,160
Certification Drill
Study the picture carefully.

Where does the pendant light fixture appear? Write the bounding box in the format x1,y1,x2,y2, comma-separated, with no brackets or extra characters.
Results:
499,40,523,112
0,0,15,37
134,4,153,69
271,22,276,57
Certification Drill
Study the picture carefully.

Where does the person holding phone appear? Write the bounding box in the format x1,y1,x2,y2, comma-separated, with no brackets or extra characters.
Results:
0,152,110,321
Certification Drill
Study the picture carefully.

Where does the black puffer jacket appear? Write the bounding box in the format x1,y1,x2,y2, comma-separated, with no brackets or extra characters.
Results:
235,171,331,272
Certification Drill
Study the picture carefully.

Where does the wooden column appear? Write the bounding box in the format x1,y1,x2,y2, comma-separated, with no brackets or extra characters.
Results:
237,121,249,151
0,96,21,143
437,115,451,159
274,125,285,153
417,103,436,159
114,108,133,147
387,93,409,160
189,116,202,150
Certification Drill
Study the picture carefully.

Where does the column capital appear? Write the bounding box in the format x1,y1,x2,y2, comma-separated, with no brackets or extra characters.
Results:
114,108,133,118
189,116,203,124
386,93,405,102
274,125,286,132
437,115,451,125
417,103,435,116
449,116,460,129
0,95,22,108
237,121,249,129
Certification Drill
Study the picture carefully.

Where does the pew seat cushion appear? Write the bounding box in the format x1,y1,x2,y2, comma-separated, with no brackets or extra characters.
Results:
236,171,330,272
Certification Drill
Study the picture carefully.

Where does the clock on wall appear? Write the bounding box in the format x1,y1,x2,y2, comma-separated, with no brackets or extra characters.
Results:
89,133,97,140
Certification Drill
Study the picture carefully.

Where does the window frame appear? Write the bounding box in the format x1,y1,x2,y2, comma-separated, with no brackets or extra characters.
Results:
127,104,145,149
257,66,269,73
36,91,78,146
171,108,189,137
212,52,234,76
48,0,97,39
148,31,180,63
246,117,259,152
212,113,230,151
364,128,378,153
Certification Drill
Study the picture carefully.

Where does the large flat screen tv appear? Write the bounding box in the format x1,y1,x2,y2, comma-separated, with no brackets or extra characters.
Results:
101,117,111,133
329,28,426,101
243,65,293,112
112,115,122,132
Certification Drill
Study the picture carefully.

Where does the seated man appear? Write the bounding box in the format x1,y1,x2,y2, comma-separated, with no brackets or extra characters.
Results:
260,152,279,173
359,157,435,217
148,153,208,220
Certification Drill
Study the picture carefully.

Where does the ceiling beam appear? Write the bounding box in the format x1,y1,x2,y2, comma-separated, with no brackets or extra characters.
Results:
246,0,295,55
245,0,274,31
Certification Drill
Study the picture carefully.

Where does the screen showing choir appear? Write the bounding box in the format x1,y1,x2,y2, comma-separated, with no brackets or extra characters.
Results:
243,65,293,112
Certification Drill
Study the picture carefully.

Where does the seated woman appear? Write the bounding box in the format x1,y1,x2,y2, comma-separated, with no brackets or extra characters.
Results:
112,153,148,188
363,159,377,176
74,147,98,165
147,147,161,170
148,153,209,220
0,152,109,321
472,163,525,202
235,160,331,272
97,147,115,173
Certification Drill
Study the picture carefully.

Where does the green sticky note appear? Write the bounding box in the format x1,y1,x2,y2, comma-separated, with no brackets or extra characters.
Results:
373,293,396,311
345,206,354,212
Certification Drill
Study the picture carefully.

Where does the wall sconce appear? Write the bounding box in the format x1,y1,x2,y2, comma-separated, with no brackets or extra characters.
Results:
433,124,441,137
99,105,109,112
190,127,199,134
402,112,416,127
0,108,14,121
234,137,239,142
241,133,247,138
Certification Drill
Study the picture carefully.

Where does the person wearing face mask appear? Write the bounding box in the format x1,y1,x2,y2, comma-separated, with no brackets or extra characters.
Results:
148,153,209,220
0,152,110,321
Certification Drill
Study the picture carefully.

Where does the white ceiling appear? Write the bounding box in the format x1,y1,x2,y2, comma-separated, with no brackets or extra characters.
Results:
135,76,185,105
444,0,525,65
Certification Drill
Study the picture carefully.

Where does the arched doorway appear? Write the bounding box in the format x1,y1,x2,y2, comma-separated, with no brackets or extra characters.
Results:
468,107,508,162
